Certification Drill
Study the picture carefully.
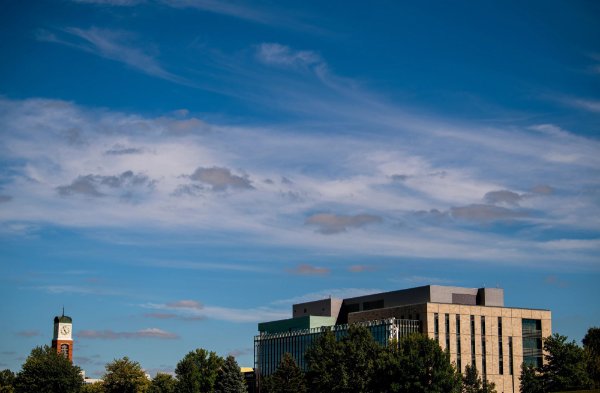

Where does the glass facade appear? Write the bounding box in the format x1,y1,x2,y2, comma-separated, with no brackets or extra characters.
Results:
254,318,420,376
522,319,543,368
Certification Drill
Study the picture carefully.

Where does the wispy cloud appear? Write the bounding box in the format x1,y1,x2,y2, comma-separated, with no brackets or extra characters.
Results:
79,328,179,339
34,285,128,297
165,300,204,310
1,83,599,268
144,312,206,321
450,204,526,222
227,347,252,358
57,171,155,200
141,300,287,323
348,264,376,273
37,27,189,85
544,275,569,288
271,288,384,305
71,0,145,5
16,330,42,337
305,213,382,234
256,43,322,69
286,263,330,276
556,96,600,113
159,1,325,34
484,190,522,206
392,275,456,286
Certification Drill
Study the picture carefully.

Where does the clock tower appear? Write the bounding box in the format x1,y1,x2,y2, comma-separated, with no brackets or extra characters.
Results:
51,309,73,362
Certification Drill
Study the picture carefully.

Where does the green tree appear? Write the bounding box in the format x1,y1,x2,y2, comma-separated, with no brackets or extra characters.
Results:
148,373,176,393
305,329,346,393
14,345,83,393
215,356,247,393
80,382,105,393
103,357,149,393
519,363,543,393
306,325,381,393
462,364,495,393
583,327,600,388
541,333,592,391
175,348,224,393
0,369,15,393
375,334,462,393
266,353,306,393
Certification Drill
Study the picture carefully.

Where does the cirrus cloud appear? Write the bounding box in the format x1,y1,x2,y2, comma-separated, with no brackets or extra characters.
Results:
286,263,330,276
78,328,179,340
305,213,382,234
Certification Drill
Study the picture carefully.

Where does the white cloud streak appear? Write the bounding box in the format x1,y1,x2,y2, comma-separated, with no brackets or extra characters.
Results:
1,56,599,269
142,301,288,323
37,27,189,85
79,328,179,339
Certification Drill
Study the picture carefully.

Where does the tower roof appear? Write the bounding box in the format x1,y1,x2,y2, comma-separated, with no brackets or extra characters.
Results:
54,315,72,323
54,308,72,323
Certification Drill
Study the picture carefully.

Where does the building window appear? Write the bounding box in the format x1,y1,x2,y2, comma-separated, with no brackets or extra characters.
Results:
434,313,439,342
470,315,476,367
60,344,69,358
509,336,514,375
522,319,543,368
445,314,450,352
481,316,486,381
456,314,461,372
498,317,504,375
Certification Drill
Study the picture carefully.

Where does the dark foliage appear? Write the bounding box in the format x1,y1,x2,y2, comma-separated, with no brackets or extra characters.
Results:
215,356,247,393
175,348,224,393
14,346,82,393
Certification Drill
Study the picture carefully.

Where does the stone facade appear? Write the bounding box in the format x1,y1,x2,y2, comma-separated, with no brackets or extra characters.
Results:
349,302,551,393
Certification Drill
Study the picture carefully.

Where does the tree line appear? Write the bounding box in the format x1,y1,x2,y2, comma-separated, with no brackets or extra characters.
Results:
0,347,247,393
0,326,598,393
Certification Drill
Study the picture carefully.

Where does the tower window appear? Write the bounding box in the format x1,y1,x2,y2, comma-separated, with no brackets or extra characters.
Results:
60,344,69,358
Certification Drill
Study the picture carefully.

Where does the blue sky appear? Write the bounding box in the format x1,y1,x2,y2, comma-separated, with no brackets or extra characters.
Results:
1,0,599,377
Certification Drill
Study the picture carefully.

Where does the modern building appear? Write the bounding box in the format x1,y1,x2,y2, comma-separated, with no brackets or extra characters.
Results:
51,310,74,362
254,285,551,393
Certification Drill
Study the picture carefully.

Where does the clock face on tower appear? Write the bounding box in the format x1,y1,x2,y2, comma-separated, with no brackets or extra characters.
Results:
60,325,71,335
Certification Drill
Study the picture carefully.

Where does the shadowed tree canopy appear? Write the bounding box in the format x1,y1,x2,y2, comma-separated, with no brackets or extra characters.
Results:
374,334,462,393
175,348,224,393
519,363,543,393
215,355,247,393
80,382,105,393
583,327,600,388
265,353,306,393
13,346,82,393
148,373,176,393
520,333,593,392
306,325,382,393
0,369,15,393
462,364,496,393
542,333,592,391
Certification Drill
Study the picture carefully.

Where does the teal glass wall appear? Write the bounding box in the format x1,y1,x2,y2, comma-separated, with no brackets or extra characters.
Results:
522,319,543,367
254,318,420,376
